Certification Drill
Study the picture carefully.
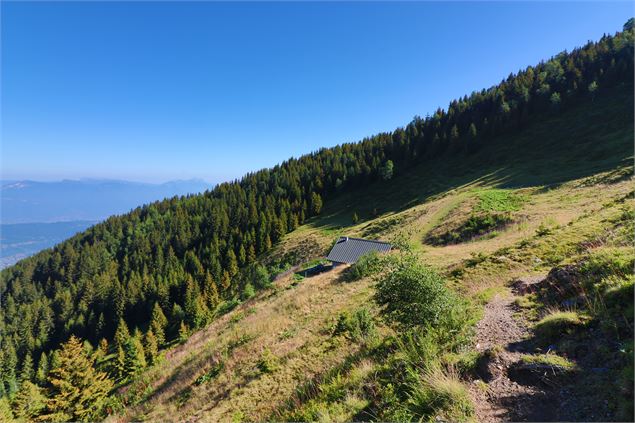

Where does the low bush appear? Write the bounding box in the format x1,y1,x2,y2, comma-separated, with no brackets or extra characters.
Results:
427,212,513,245
346,250,381,281
257,348,280,373
375,260,456,329
333,308,377,342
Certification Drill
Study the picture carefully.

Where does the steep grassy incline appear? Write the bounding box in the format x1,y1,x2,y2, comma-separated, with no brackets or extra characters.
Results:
108,83,633,422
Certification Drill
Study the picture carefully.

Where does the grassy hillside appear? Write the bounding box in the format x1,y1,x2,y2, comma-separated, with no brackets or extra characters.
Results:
105,83,633,422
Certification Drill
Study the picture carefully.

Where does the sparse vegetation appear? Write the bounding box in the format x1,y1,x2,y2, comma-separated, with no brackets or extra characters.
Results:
533,310,583,345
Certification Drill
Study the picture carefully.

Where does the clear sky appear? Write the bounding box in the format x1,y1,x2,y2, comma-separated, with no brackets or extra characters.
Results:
2,1,632,183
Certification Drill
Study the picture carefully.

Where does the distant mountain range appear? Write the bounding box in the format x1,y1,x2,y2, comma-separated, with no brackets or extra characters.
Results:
1,178,213,224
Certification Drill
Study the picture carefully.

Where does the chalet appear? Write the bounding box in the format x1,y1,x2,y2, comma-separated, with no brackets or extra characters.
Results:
326,236,392,265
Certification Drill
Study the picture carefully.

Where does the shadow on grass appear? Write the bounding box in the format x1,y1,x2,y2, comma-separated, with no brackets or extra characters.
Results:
307,85,633,232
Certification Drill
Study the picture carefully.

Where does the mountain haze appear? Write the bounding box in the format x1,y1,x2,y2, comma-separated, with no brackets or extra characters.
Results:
0,178,212,224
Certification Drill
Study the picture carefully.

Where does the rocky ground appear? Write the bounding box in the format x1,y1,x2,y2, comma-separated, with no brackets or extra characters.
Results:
469,280,561,422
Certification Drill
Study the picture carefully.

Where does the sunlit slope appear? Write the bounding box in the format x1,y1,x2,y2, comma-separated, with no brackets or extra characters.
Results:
110,82,633,422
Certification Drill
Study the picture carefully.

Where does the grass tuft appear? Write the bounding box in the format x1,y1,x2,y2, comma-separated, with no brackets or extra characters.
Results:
533,310,583,345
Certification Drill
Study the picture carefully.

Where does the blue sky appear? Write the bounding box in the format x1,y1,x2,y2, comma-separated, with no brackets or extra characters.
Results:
2,1,632,183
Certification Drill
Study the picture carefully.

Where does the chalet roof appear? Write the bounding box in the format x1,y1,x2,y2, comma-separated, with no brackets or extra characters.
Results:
326,237,392,264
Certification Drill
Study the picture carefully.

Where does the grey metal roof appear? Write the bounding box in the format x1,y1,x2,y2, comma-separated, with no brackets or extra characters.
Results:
326,237,392,264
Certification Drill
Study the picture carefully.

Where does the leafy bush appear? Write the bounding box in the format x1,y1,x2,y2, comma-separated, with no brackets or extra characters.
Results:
241,283,256,300
375,261,455,329
427,212,513,245
346,250,381,281
195,361,224,385
333,308,377,342
257,348,280,373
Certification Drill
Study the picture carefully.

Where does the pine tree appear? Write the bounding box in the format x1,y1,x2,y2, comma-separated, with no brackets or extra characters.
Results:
35,351,49,386
98,338,109,358
225,249,239,277
310,192,323,215
41,336,113,422
11,381,46,420
144,330,159,365
221,270,232,292
123,336,146,378
114,318,130,350
150,302,168,346
19,353,34,384
203,271,220,311
115,345,126,381
178,321,189,344
0,397,13,422
1,343,18,397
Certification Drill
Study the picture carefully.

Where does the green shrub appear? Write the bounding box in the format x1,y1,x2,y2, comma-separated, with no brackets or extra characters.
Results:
257,348,280,373
241,283,256,300
195,361,224,385
427,212,513,245
533,311,583,345
346,250,381,281
333,308,376,342
375,261,455,329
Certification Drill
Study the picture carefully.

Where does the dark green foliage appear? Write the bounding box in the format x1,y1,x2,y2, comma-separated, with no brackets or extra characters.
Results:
375,258,455,329
194,361,224,385
346,251,381,281
380,160,394,180
333,308,376,342
428,212,513,245
0,27,632,393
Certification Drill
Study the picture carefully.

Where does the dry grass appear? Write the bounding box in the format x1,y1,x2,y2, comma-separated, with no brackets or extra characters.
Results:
108,164,633,422
109,266,379,422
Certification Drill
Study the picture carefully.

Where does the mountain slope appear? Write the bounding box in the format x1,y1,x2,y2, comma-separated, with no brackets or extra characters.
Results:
0,26,633,421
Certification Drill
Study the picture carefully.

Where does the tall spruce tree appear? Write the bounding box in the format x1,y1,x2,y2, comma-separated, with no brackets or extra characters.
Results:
40,336,113,422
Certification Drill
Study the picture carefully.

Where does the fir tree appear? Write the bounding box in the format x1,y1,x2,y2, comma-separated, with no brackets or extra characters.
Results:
123,337,146,378
144,330,159,365
178,321,190,344
114,318,130,350
11,381,46,420
19,353,34,384
0,397,13,422
150,303,168,346
35,351,49,386
41,336,113,422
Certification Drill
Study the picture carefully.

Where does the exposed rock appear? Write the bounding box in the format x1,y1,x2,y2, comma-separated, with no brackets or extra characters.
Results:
543,264,583,298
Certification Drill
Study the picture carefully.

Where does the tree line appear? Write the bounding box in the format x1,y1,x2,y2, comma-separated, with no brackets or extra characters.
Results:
0,22,633,420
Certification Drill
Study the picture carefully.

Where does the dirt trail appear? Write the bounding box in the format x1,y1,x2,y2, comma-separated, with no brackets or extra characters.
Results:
470,290,558,422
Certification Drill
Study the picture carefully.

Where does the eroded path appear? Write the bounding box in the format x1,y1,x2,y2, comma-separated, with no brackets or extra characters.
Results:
470,288,558,422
